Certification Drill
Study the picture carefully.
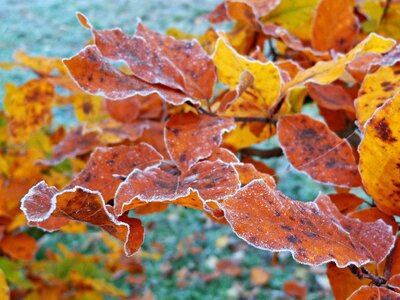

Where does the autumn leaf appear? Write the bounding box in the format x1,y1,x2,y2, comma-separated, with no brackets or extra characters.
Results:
165,112,235,172
0,233,38,261
283,33,396,93
359,92,400,216
347,286,400,299
278,114,361,187
355,64,400,131
67,143,163,201
114,160,240,215
311,0,359,52
213,37,281,114
219,179,394,266
4,79,54,143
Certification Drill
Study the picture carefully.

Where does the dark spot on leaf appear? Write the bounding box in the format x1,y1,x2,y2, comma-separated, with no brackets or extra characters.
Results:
374,118,397,143
287,234,300,244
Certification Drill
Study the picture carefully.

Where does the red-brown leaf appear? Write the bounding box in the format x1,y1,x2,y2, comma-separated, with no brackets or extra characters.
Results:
278,114,361,187
219,179,394,266
165,112,235,172
21,181,144,255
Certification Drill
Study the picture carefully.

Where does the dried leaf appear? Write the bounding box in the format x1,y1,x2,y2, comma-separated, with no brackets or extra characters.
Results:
328,193,364,215
278,114,361,187
250,267,271,286
165,112,235,172
219,179,394,266
79,13,216,100
68,144,163,201
348,286,400,300
283,280,307,299
308,83,355,112
114,160,240,215
21,181,144,255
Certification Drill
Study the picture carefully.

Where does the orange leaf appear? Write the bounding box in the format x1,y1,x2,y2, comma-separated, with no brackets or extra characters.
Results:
63,46,191,105
311,0,359,53
250,267,271,286
350,207,399,234
308,83,355,112
114,160,240,215
165,112,235,172
0,233,37,260
21,181,144,255
67,144,163,201
328,193,364,215
348,286,400,299
278,114,361,187
326,262,375,300
40,127,101,166
283,280,307,299
219,179,394,266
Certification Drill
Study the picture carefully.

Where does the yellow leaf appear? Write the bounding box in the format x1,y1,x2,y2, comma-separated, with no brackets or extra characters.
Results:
14,50,59,75
73,93,104,122
359,92,400,216
60,221,87,234
213,37,281,113
0,269,10,300
283,33,396,93
4,79,54,143
262,0,319,41
360,1,400,40
355,64,400,131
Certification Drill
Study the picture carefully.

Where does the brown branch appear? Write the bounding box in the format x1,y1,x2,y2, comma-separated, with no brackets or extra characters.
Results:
240,147,283,159
348,265,387,286
381,0,392,22
233,116,277,124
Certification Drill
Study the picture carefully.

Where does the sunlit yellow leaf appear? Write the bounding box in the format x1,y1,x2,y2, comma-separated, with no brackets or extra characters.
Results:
213,38,281,113
4,79,54,143
359,92,400,216
355,64,400,131
262,0,319,41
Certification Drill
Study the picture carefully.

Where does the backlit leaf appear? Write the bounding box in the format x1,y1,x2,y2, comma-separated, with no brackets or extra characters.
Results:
283,33,396,93
359,92,400,216
355,64,400,131
213,37,281,112
311,0,359,52
4,79,54,143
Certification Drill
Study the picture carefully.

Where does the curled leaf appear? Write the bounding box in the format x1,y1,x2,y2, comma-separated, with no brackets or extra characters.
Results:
21,181,144,256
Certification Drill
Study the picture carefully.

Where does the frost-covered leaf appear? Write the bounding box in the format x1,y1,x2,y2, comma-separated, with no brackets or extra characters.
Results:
21,181,144,256
278,114,361,187
219,179,394,266
165,112,235,172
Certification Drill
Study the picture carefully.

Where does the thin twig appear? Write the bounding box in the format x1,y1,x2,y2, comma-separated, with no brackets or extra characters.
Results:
381,0,392,22
240,147,283,159
233,116,277,124
348,265,387,286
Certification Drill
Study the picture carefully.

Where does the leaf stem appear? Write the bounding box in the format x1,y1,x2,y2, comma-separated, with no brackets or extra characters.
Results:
348,265,387,286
